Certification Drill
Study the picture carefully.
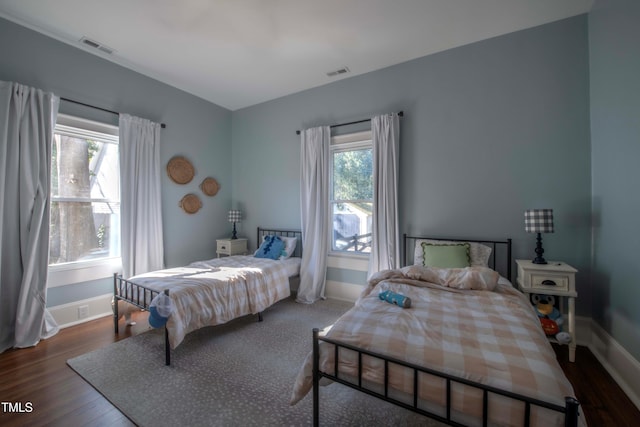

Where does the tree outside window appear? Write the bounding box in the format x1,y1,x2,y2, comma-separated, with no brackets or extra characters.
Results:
50,122,120,265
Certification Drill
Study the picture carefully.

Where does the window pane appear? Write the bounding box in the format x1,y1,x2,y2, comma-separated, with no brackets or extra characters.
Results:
332,202,372,253
50,130,120,265
52,135,119,200
90,142,119,200
332,148,372,201
49,201,120,264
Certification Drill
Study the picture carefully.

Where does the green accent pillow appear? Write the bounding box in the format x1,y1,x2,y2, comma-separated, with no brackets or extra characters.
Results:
421,242,471,268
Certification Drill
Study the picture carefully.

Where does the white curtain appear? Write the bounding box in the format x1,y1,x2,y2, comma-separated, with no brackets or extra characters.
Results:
0,81,60,352
368,113,400,277
119,114,164,278
298,126,330,303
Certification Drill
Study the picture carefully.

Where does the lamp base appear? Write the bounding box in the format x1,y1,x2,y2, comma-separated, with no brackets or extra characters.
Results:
231,222,238,240
532,232,547,264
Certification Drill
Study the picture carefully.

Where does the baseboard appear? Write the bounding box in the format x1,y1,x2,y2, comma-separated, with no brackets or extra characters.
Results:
588,320,640,411
326,280,363,302
48,293,113,329
575,315,592,347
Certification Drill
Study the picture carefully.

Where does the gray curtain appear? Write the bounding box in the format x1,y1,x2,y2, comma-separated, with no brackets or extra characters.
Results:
368,113,400,277
119,114,164,278
298,126,330,303
0,81,60,353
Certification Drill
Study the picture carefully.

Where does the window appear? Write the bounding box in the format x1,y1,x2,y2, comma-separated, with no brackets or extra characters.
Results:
48,114,120,285
330,131,373,254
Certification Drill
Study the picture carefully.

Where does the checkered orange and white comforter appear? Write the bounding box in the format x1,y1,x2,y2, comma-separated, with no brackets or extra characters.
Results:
290,265,585,427
128,255,297,348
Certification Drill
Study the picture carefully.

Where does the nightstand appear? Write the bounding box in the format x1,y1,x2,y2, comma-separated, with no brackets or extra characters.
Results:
516,259,578,362
216,238,248,257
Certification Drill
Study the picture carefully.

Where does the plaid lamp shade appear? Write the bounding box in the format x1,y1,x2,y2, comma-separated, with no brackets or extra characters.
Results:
228,210,242,223
524,209,554,233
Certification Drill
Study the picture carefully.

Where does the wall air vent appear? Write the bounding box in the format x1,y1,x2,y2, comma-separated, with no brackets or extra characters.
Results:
79,36,115,55
326,67,350,77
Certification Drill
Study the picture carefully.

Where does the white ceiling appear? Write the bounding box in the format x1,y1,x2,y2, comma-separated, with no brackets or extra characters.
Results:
0,0,593,111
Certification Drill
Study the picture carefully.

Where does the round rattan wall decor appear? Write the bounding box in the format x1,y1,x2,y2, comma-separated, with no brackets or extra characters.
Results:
200,177,220,197
179,193,202,214
167,156,195,185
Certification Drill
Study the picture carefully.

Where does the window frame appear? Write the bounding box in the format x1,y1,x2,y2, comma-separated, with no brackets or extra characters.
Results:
329,130,373,257
47,114,121,287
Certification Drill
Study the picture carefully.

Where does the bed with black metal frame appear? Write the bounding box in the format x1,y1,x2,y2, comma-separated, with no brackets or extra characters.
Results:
309,234,581,427
113,226,302,366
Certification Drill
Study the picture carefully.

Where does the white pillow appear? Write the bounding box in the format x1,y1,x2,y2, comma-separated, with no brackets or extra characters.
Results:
255,235,298,260
279,236,298,259
413,239,491,267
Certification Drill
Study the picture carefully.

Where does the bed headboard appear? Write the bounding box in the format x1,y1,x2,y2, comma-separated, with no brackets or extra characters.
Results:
257,227,303,258
403,234,512,281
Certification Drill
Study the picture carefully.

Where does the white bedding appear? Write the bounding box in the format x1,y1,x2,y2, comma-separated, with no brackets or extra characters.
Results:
128,255,300,348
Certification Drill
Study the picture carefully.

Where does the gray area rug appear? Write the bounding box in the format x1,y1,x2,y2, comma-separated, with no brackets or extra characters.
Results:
67,297,444,426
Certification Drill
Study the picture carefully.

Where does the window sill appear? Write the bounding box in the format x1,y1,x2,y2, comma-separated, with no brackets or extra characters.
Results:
329,251,369,259
48,257,122,287
328,252,369,272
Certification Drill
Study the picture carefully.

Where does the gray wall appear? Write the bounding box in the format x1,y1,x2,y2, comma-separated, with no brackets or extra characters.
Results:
0,17,232,305
589,0,640,361
232,16,592,314
1,14,599,329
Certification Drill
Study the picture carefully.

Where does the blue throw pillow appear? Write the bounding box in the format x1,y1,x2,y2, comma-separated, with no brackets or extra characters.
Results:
254,235,286,260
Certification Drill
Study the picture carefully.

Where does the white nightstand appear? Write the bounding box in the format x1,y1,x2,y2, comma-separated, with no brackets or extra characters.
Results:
216,238,248,257
516,259,578,362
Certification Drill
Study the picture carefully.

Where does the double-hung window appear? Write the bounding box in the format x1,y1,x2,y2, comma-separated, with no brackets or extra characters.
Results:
330,131,373,254
48,114,121,286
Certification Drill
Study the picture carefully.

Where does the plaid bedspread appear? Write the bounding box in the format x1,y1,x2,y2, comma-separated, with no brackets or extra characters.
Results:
128,256,293,348
290,266,585,427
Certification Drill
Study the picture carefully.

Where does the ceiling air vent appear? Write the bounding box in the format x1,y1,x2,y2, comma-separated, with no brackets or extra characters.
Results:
79,36,115,55
326,67,350,77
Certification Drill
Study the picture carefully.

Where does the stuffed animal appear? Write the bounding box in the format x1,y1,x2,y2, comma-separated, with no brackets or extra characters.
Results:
532,294,571,344
379,290,412,308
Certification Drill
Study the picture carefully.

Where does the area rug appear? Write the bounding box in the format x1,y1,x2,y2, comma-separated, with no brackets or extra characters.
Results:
67,297,444,427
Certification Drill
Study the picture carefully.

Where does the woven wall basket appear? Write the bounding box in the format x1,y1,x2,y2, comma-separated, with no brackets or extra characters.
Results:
167,156,195,184
179,193,202,214
200,177,220,197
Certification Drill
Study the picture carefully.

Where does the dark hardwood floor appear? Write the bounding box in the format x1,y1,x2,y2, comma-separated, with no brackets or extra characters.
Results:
1,311,638,426
0,313,149,427
553,344,640,426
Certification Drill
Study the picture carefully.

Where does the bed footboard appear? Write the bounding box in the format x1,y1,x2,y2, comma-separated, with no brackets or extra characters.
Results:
312,328,580,427
113,273,171,365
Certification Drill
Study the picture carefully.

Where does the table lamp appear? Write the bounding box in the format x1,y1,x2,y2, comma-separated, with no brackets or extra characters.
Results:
524,209,554,264
228,210,242,239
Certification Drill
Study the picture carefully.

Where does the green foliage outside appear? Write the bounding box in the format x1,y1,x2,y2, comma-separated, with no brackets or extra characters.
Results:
333,148,373,201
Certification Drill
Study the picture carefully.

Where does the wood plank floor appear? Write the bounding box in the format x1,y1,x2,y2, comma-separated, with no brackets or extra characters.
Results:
1,311,639,426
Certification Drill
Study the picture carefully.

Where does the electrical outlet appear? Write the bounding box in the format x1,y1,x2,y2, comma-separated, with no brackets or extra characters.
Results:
78,305,89,319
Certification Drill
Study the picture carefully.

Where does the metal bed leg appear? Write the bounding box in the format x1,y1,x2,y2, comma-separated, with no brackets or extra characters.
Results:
165,326,170,366
163,289,171,366
565,397,580,427
113,273,119,334
258,312,263,322
313,328,320,427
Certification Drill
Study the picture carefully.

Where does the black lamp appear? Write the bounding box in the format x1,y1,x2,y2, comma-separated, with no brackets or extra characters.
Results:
524,209,554,264
228,210,242,239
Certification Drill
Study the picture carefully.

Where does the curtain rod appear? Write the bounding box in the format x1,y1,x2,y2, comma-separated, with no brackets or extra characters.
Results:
295,111,403,135
60,97,166,129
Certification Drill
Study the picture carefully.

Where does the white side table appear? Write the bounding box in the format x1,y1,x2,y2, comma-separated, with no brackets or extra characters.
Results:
216,238,248,257
516,259,578,362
